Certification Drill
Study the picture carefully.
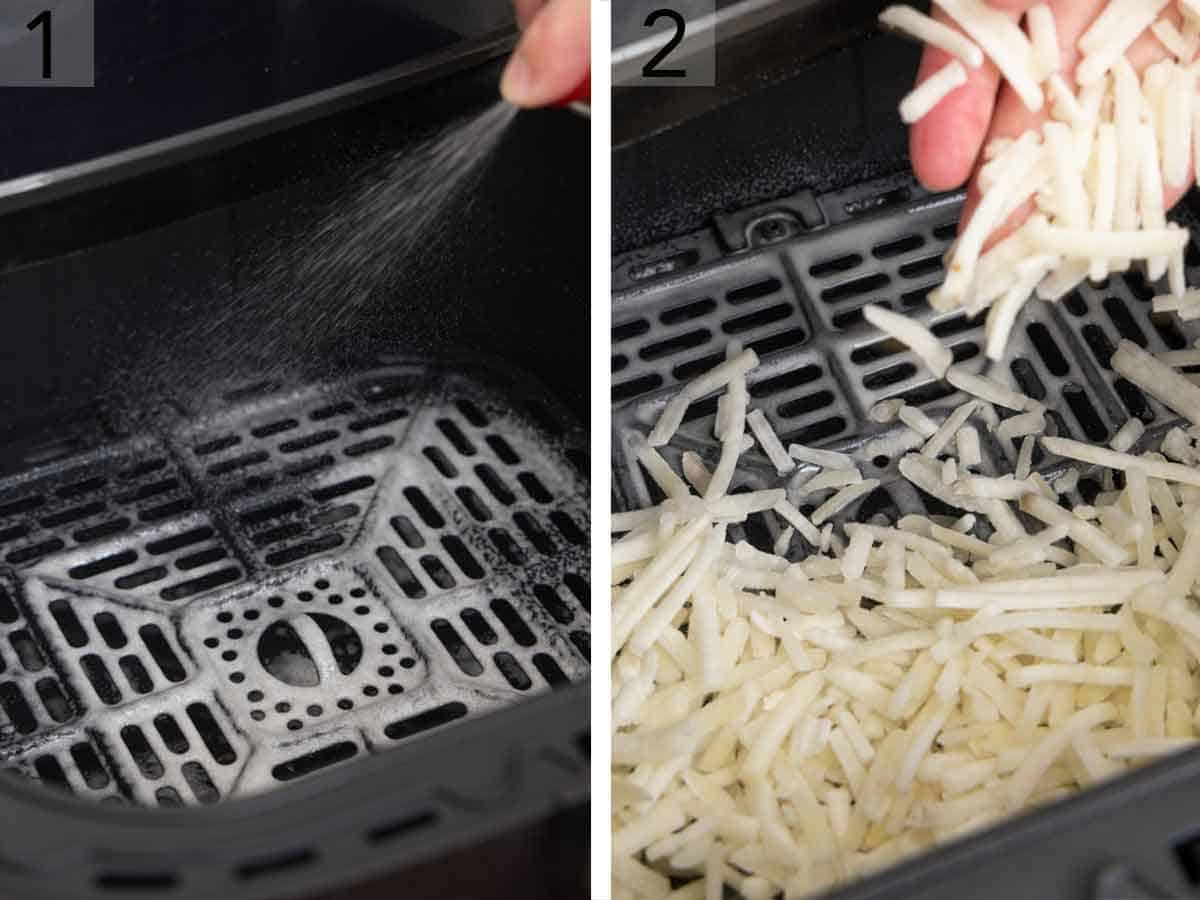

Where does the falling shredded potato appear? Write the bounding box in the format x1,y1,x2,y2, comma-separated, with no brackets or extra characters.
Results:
875,1,1200,362
613,5,1200,899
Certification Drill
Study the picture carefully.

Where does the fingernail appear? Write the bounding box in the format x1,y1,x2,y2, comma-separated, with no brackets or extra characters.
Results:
501,51,536,106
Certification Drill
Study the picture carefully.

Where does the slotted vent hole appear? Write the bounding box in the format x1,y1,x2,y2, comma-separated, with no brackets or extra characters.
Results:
673,352,723,381
1063,385,1109,442
1010,358,1046,401
639,329,711,361
894,379,957,408
612,319,650,343
490,599,535,647
722,304,792,335
431,619,483,676
403,488,444,529
423,447,458,478
821,272,890,303
749,365,822,398
384,702,467,741
436,418,475,456
1151,312,1188,349
1124,271,1156,302
612,373,663,403
1027,322,1071,376
461,608,498,644
1102,297,1147,346
863,362,916,391
851,337,908,365
898,255,943,279
873,234,925,259
661,298,716,324
931,314,975,338
495,652,532,690
810,254,862,278
777,391,835,419
514,513,555,555
1114,378,1155,423
486,435,520,465
419,556,456,590
1082,324,1116,368
377,547,426,599
1063,291,1088,317
532,654,568,688
728,278,781,304
680,395,720,425
790,417,847,445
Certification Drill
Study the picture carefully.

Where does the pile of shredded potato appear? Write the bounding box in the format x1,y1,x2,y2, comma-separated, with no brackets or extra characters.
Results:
613,346,1200,900
612,4,1200,898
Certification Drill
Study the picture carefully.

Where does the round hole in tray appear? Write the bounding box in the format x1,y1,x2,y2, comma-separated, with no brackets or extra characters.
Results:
873,456,889,469
244,610,260,621
251,710,265,721
287,719,302,731
268,596,284,608
230,672,245,684
350,588,366,598
217,612,233,624
400,657,416,669
338,698,353,710
354,605,370,615
315,579,330,590
221,650,237,662
388,685,403,695
248,690,263,702
363,685,378,697
374,623,389,634
306,705,322,717
329,594,343,605
204,638,219,648
378,666,394,677
382,644,397,655
298,591,313,602
227,628,243,639
275,701,291,713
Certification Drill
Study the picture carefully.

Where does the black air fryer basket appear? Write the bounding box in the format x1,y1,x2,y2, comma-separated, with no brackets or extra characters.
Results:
613,1,1200,897
0,10,588,900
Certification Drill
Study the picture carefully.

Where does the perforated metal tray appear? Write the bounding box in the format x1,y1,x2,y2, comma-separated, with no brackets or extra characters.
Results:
611,174,1200,898
0,358,588,808
613,174,1200,508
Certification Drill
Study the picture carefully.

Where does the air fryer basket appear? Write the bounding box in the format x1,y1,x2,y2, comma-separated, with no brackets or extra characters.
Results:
0,47,588,900
612,20,1200,900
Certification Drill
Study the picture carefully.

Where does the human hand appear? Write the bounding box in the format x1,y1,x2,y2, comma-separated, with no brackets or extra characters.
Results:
909,0,1193,238
501,0,590,108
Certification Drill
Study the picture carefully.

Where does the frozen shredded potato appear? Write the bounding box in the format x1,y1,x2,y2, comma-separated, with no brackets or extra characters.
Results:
612,6,1200,896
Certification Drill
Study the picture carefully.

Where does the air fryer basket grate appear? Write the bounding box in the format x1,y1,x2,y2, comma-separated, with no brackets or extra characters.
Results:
612,174,1200,511
609,172,1200,898
0,360,589,807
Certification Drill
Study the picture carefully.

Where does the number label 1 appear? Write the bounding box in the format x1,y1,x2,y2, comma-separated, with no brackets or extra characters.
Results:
28,10,51,80
0,1,93,86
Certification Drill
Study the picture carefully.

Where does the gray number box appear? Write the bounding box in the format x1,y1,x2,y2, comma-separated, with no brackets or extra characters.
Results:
612,0,716,87
0,0,92,86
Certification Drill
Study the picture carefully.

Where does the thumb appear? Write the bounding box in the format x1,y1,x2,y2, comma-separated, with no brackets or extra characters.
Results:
501,0,590,108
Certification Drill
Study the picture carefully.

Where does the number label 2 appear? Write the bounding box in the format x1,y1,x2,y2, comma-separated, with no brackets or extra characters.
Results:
642,8,687,79
27,9,51,79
